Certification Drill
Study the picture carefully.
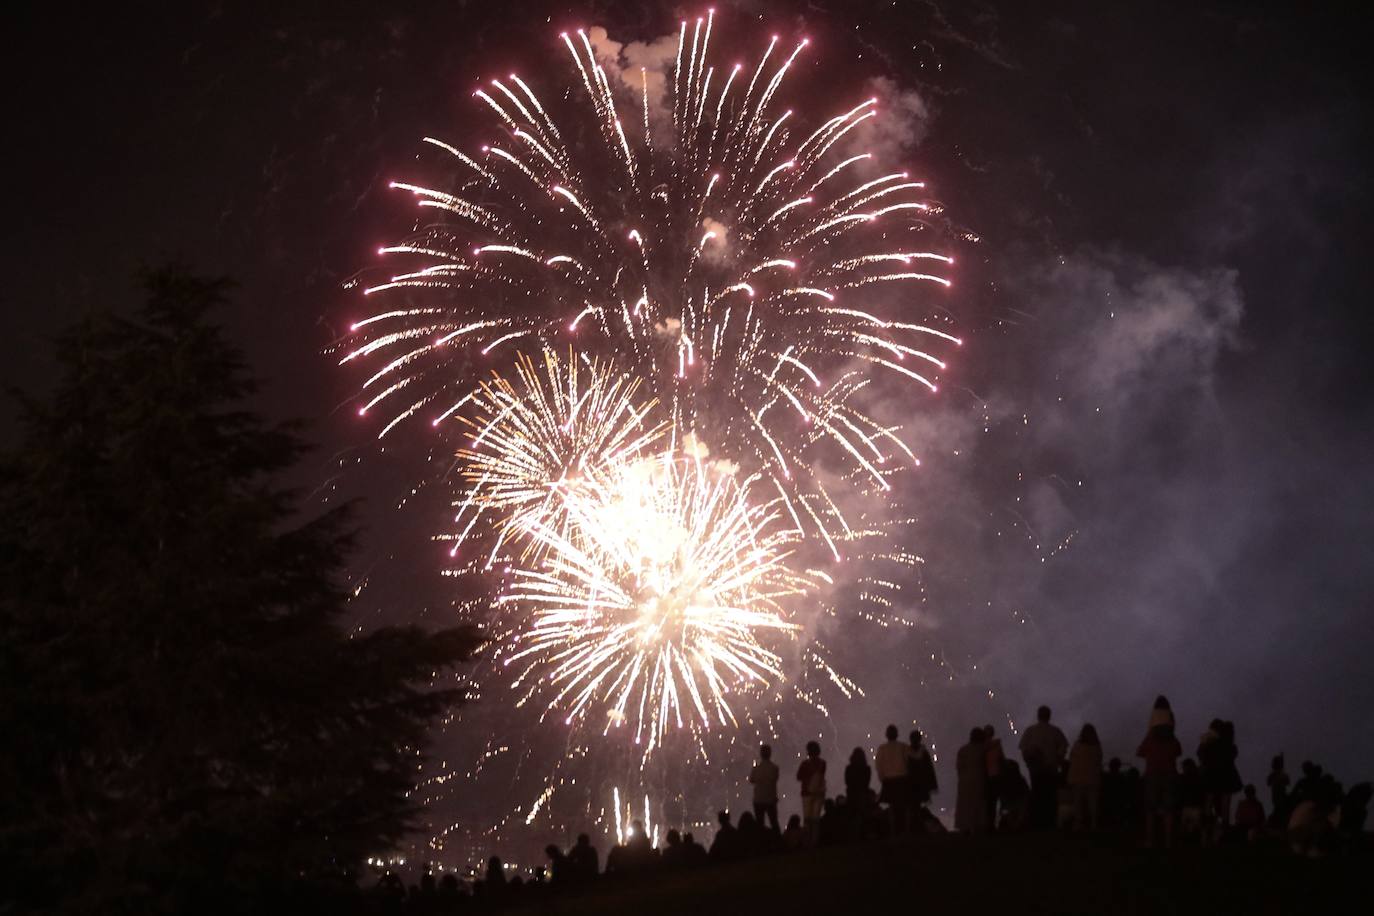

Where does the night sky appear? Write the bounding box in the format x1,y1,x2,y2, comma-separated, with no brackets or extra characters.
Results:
6,0,1371,862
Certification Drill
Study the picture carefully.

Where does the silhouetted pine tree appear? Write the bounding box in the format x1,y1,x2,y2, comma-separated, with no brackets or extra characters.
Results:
0,269,477,913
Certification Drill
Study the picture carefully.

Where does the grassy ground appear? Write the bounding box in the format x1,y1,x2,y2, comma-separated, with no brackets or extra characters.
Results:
502,833,1365,915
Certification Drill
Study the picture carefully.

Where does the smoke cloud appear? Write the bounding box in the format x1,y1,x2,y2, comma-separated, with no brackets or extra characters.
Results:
585,26,679,132
850,246,1267,774
845,75,934,167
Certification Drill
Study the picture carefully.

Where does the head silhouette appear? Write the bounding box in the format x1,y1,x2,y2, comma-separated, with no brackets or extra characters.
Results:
806,740,821,757
667,829,681,846
1079,723,1099,745
760,743,772,760
970,727,984,743
576,833,591,847
1243,784,1257,799
1154,695,1171,711
718,810,731,828
851,746,867,765
1037,705,1052,723
886,724,899,741
910,730,924,746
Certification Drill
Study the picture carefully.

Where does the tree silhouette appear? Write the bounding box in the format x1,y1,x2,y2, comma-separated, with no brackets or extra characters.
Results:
0,269,478,913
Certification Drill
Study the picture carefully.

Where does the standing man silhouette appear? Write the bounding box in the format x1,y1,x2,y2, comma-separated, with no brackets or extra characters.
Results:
750,744,782,832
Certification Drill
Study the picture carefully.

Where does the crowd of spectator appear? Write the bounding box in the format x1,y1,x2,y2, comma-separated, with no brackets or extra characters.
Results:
366,697,1369,910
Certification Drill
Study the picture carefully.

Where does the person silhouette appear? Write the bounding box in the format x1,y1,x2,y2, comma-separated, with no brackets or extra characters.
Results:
1102,757,1127,830
984,724,1006,832
1234,784,1265,840
567,833,599,881
1267,754,1291,828
797,741,827,844
875,724,911,834
376,870,405,904
909,730,939,810
1148,695,1175,732
625,819,655,870
604,841,626,876
738,810,765,856
709,810,741,862
661,828,686,868
683,831,708,865
544,844,569,883
419,869,437,901
1018,706,1068,830
1196,719,1241,843
1292,760,1322,806
485,855,507,890
956,727,988,833
818,797,843,846
1288,785,1335,857
1178,757,1204,837
1341,783,1371,839
845,746,874,839
997,759,1031,832
1137,722,1182,849
1068,723,1103,831
749,743,782,832
846,746,874,805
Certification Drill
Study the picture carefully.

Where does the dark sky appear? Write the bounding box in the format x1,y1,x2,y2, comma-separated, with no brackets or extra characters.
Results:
6,0,1372,859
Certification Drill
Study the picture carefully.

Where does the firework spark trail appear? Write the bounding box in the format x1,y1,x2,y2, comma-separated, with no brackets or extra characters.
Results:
346,15,960,546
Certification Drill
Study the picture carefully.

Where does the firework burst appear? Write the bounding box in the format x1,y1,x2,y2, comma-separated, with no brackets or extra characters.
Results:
450,349,667,565
502,449,813,756
346,9,959,542
345,12,964,861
